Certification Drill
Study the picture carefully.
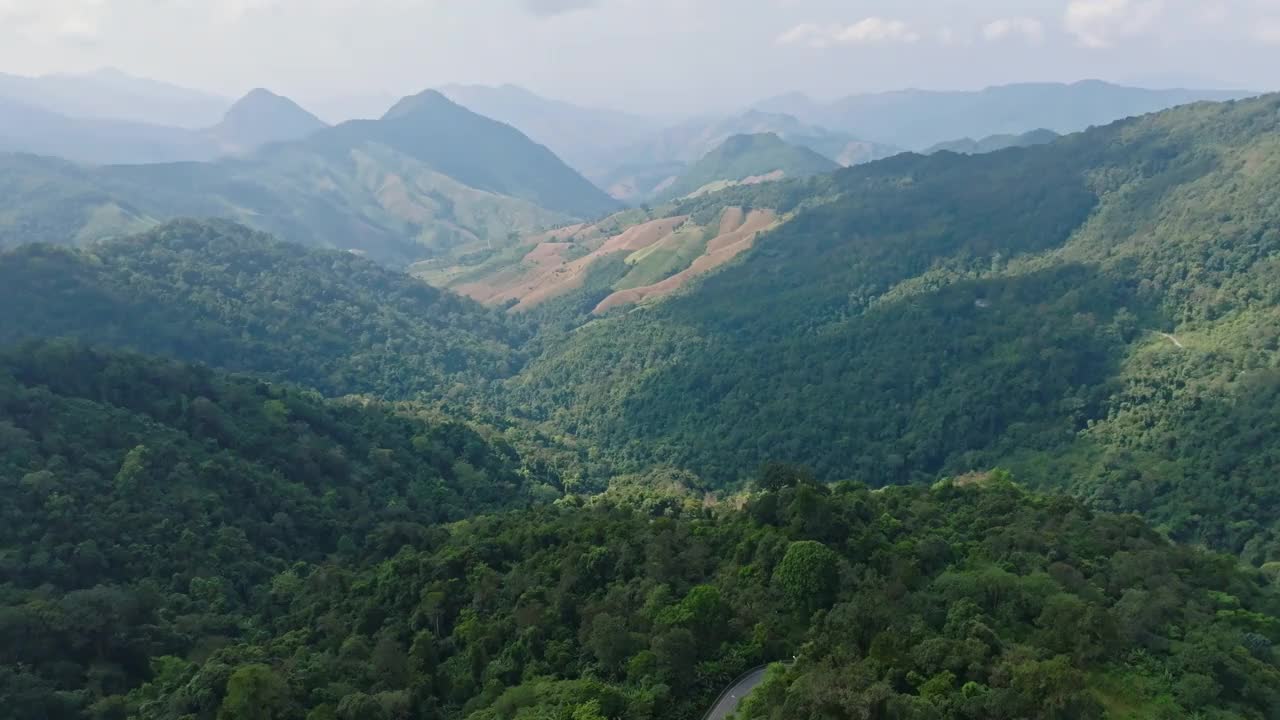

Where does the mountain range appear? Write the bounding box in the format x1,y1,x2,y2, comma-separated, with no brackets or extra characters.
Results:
0,86,327,165
4,86,1280,718
0,90,617,264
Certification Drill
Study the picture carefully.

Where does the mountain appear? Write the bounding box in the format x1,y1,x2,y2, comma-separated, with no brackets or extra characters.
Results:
635,110,898,167
0,67,229,128
660,133,839,199
439,83,659,174
206,88,328,154
926,128,1061,155
594,110,896,201
756,80,1255,149
508,92,1280,563
325,89,620,218
0,89,619,264
0,219,525,399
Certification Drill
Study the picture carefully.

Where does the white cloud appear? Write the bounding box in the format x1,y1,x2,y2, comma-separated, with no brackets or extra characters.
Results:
983,17,1045,44
523,0,597,17
0,0,106,42
777,17,920,48
1064,0,1165,48
1256,20,1280,45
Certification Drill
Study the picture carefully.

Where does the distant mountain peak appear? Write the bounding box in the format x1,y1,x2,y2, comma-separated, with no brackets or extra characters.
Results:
209,88,326,153
224,87,316,115
382,89,460,121
237,87,284,102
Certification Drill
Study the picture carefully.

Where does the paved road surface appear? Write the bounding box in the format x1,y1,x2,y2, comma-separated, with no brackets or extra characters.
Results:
703,667,768,720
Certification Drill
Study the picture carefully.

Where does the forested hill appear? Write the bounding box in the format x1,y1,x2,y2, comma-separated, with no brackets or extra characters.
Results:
0,219,526,401
510,93,1280,560
660,132,839,200
0,342,543,718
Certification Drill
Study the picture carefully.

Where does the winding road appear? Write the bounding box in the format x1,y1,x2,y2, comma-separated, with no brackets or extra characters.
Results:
702,667,769,720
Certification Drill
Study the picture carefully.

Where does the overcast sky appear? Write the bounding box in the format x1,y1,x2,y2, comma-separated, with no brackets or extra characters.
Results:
1,0,1278,114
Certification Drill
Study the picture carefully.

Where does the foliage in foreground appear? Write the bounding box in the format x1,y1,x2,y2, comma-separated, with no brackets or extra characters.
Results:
6,386,1278,720
0,342,543,719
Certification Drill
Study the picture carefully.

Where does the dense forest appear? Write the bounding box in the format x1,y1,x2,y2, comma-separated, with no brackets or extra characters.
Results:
509,93,1280,563
0,342,551,717
0,220,526,403
5,390,1280,720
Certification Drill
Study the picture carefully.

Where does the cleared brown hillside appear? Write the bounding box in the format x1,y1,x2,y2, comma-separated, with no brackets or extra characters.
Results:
511,215,687,311
593,209,778,313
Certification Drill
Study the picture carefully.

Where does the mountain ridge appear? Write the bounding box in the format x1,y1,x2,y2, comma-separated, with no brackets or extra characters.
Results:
0,87,619,263
755,79,1255,148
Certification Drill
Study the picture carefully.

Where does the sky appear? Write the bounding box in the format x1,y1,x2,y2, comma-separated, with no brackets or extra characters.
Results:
0,0,1278,115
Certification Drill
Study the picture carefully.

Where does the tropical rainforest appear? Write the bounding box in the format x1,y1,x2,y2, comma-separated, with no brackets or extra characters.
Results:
3,82,1280,720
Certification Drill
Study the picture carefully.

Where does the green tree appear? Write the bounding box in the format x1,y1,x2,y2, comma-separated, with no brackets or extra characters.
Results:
773,540,840,610
217,664,289,720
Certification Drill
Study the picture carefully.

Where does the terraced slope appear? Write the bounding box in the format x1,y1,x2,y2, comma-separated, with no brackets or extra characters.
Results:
450,205,787,315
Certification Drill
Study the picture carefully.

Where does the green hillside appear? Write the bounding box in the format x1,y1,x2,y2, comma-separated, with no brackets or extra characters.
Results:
0,219,525,400
0,342,541,718
510,93,1280,560
661,133,838,199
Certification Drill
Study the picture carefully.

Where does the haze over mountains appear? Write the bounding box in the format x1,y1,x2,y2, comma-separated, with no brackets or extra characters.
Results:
0,67,229,127
0,71,1253,204
442,80,1253,202
754,80,1254,149
0,86,326,165
438,84,661,176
